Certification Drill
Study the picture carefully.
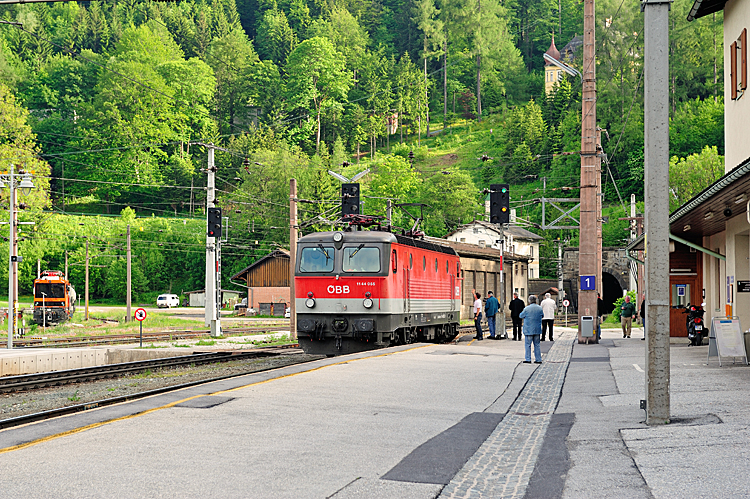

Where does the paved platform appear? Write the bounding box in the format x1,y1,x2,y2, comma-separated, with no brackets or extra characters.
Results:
0,326,749,498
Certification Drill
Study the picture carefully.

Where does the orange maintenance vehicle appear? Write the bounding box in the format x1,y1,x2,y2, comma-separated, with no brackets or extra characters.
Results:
32,270,77,325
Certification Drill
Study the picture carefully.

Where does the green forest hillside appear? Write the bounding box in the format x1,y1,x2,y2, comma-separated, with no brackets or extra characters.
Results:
0,0,726,298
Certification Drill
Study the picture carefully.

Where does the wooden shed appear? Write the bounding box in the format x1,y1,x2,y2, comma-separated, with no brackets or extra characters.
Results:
230,249,290,310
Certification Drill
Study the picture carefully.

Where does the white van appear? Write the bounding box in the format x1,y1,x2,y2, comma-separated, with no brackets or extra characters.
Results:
157,294,180,308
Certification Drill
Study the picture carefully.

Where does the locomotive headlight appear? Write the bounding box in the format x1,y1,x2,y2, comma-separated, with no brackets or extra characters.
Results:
333,232,344,242
305,298,316,308
363,298,373,309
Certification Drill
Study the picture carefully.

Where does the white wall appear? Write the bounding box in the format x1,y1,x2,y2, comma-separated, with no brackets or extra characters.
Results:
724,214,750,328
448,225,540,278
724,0,750,171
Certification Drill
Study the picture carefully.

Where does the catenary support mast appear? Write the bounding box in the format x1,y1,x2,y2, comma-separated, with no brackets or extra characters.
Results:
642,0,671,424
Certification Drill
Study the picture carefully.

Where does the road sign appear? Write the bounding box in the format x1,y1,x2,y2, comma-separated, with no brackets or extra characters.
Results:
563,299,570,307
135,308,147,321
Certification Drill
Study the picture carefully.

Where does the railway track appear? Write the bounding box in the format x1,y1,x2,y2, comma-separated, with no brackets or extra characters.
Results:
0,346,299,394
1,325,291,348
0,345,310,430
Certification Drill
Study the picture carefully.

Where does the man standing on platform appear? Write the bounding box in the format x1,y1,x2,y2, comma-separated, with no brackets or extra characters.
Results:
509,292,525,341
540,293,556,341
519,295,544,364
485,291,500,339
620,295,637,338
472,289,483,340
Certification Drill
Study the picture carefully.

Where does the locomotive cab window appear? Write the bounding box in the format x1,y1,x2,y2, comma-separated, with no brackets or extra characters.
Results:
299,246,335,273
35,283,66,299
342,246,380,273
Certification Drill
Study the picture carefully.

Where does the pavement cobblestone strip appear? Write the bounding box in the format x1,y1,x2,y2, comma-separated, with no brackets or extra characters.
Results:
439,331,575,499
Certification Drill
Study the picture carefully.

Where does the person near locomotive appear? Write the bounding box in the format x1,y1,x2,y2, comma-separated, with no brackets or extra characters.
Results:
509,292,525,341
540,293,557,341
519,295,543,363
484,291,500,339
620,295,637,338
473,289,483,340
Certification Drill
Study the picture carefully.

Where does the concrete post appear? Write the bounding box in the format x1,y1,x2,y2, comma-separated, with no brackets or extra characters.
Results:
204,145,221,337
643,0,671,424
7,165,15,348
289,179,297,341
205,146,216,329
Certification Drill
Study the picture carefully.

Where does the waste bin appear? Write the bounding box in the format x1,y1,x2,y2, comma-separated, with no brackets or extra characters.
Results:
581,316,595,337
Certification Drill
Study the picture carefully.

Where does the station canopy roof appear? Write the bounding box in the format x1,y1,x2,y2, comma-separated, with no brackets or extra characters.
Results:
628,155,750,252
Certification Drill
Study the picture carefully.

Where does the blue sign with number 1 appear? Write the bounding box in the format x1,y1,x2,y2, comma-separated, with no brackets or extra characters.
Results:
580,275,596,291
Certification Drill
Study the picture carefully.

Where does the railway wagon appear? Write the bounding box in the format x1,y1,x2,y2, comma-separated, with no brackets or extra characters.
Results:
32,270,77,325
295,230,461,356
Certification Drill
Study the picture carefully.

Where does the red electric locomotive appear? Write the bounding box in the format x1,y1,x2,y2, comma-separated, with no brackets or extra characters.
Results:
295,230,462,356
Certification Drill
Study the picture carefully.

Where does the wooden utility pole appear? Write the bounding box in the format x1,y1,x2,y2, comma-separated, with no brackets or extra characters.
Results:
289,179,297,340
85,239,89,321
577,0,602,341
126,224,131,322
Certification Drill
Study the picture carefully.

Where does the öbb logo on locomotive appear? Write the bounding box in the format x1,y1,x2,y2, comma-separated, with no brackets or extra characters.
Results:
295,230,461,356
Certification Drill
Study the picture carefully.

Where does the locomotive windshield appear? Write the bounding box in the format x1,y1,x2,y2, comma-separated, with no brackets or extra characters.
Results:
35,283,65,299
342,246,380,273
299,246,335,273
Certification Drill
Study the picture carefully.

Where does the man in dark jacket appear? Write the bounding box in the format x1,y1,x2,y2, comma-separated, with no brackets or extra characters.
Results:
485,291,500,339
509,292,525,341
620,295,637,338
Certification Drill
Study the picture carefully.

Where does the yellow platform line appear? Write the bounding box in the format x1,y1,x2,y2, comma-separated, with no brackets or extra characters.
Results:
0,344,429,454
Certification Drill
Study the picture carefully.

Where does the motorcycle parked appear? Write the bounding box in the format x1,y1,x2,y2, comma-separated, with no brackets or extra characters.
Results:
684,303,706,346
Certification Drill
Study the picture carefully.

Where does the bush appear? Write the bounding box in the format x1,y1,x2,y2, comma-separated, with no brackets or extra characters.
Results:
611,290,637,322
391,142,410,159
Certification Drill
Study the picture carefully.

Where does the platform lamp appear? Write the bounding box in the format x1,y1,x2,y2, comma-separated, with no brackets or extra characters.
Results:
1,165,36,349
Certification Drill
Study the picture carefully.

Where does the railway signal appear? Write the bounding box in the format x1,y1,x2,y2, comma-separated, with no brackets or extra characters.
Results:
342,183,360,216
490,184,510,224
207,207,222,237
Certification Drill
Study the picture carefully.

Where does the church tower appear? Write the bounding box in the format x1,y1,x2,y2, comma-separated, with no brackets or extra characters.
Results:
544,36,563,95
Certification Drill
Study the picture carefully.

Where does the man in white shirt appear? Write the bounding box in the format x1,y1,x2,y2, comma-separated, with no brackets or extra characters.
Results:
472,289,483,340
540,293,557,341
